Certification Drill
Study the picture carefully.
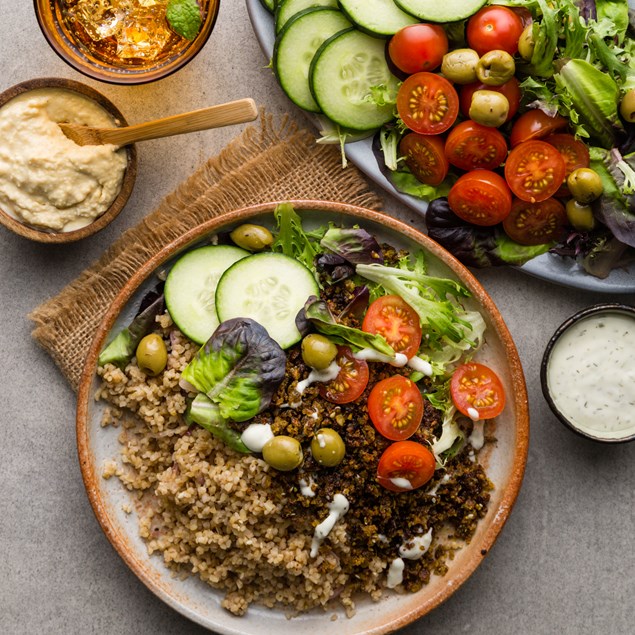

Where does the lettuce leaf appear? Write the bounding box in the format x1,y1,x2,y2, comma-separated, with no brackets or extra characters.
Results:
181,318,286,422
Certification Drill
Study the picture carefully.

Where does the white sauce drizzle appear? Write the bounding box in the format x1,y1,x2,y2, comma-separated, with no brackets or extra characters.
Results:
296,361,341,395
469,420,485,451
390,477,413,490
399,528,433,560
467,407,480,421
407,356,433,376
376,534,389,544
310,409,319,420
547,312,635,438
427,473,451,497
240,424,274,453
299,477,316,498
310,493,349,557
353,348,408,367
386,558,405,588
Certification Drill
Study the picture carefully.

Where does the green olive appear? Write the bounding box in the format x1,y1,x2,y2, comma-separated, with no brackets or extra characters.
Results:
301,334,338,370
566,199,596,232
518,24,536,61
229,224,274,252
620,88,635,123
567,168,604,204
262,436,303,471
475,50,516,86
310,428,345,467
469,90,510,128
441,48,480,85
136,333,167,376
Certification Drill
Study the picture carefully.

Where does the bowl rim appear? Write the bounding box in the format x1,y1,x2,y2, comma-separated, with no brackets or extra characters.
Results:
33,0,221,86
540,302,635,444
0,77,137,243
76,200,530,633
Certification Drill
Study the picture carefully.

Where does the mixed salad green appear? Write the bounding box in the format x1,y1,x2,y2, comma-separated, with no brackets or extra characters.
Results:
261,0,635,278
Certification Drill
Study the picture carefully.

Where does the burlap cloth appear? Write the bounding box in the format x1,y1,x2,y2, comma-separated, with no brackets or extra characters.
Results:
29,114,383,390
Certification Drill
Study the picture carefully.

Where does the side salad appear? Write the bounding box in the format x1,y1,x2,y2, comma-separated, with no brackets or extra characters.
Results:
259,0,635,278
98,203,505,492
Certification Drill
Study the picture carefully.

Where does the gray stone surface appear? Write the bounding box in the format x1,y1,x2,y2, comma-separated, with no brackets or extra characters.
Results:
1,1,634,634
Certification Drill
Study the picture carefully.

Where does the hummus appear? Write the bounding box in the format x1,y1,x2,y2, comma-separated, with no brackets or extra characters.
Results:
0,88,127,232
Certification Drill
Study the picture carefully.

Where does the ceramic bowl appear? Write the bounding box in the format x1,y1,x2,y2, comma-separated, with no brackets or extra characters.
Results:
76,200,529,633
541,303,635,443
34,0,220,85
0,77,137,243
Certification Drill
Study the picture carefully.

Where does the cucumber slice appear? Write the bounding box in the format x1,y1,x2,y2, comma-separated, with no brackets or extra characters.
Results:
275,0,338,34
274,8,352,113
338,0,418,37
215,253,319,349
310,29,399,130
394,0,486,22
164,245,249,345
260,0,276,13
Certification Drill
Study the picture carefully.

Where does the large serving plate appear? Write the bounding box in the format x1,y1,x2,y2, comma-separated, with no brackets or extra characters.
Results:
246,0,635,294
77,200,529,634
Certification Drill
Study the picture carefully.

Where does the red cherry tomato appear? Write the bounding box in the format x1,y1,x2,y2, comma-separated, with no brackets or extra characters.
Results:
377,441,436,492
397,72,459,135
448,170,512,226
502,197,568,245
444,120,508,172
368,376,424,441
388,24,448,74
504,140,567,203
509,110,569,148
459,78,521,123
319,346,369,404
399,133,449,186
450,362,505,420
466,6,524,56
544,134,591,197
362,295,422,359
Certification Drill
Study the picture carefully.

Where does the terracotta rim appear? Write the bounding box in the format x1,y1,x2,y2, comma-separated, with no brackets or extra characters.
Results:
540,303,635,444
34,0,221,86
0,77,137,243
77,200,529,633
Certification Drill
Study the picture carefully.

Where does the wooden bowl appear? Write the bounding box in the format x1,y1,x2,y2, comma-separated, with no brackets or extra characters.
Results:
34,0,221,85
77,200,529,633
0,77,137,243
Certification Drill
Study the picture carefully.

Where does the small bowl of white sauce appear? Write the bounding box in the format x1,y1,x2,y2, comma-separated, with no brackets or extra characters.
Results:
541,304,635,443
0,77,136,243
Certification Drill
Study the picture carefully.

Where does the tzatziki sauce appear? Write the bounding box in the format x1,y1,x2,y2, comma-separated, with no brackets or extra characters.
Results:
546,311,635,439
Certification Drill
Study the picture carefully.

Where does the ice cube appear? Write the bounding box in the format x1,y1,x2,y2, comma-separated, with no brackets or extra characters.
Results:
68,0,125,41
116,6,172,59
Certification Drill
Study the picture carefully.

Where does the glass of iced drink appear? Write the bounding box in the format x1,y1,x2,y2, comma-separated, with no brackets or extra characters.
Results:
35,0,220,84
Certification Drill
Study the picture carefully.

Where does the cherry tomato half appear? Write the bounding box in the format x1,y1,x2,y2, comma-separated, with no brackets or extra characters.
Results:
502,197,568,245
362,295,422,359
544,134,590,197
319,346,369,404
399,133,449,186
504,140,567,203
450,362,505,420
444,120,508,172
377,440,436,492
459,78,521,123
388,24,448,75
466,6,524,56
448,170,512,226
397,72,459,135
368,375,424,441
509,109,569,148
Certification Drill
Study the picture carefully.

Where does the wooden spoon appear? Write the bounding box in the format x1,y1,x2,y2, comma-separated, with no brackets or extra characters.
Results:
58,98,258,147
